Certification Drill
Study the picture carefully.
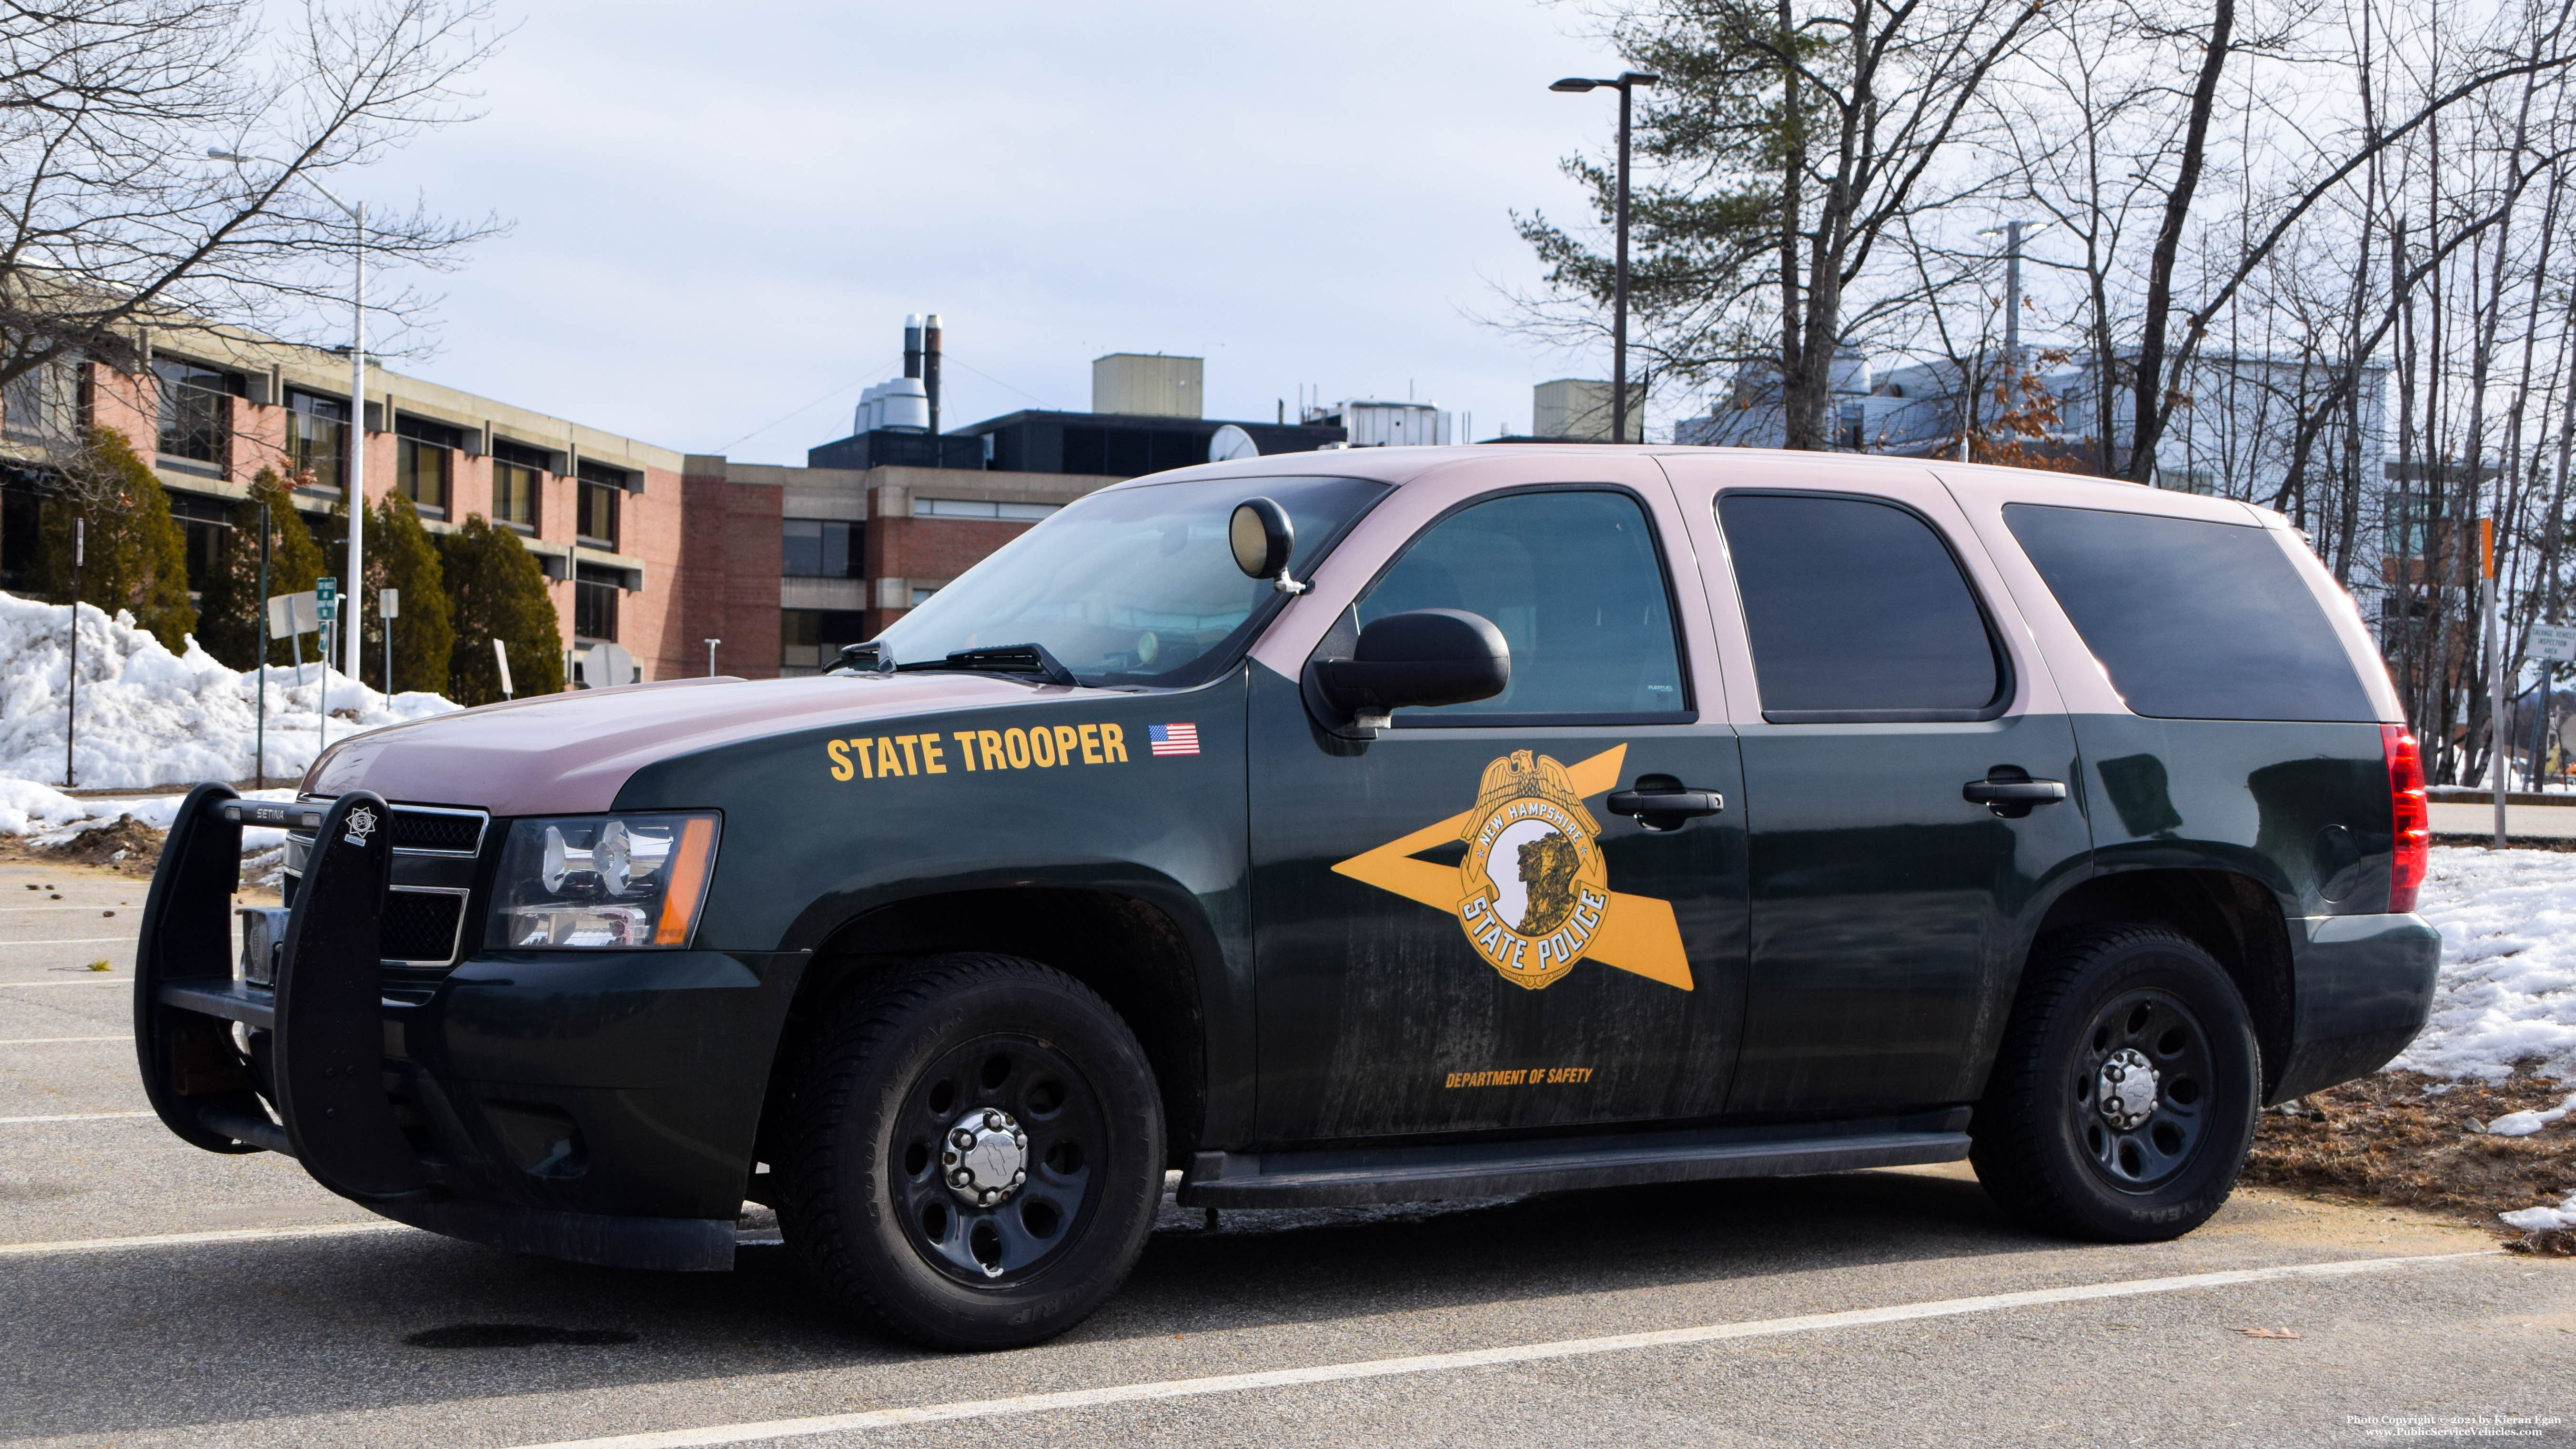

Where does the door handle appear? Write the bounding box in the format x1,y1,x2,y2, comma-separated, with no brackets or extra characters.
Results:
1606,788,1725,822
1962,768,2067,818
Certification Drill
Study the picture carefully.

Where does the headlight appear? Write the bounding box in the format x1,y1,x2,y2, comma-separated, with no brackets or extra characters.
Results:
489,813,720,949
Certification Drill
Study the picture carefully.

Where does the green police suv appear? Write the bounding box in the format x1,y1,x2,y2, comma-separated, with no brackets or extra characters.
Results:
135,446,2436,1349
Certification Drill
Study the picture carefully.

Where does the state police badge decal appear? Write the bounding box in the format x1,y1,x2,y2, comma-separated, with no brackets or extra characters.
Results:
1455,750,1608,989
1332,743,1694,992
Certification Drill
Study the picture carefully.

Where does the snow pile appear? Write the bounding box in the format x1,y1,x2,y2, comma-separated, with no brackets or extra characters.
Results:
0,590,459,790
2500,1193,2576,1233
2394,846,2576,1082
2483,1092,2576,1137
0,779,300,850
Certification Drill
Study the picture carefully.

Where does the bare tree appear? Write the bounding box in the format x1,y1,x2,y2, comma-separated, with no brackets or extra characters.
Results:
0,0,505,403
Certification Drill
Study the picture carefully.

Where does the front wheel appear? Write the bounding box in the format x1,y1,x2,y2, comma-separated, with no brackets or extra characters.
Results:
779,954,1164,1350
1971,925,2260,1242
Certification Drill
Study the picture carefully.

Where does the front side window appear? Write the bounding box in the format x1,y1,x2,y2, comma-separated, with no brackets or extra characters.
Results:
1357,488,1686,722
1719,492,2004,722
153,359,233,468
284,391,346,490
2004,503,2374,722
783,518,861,577
878,473,1386,687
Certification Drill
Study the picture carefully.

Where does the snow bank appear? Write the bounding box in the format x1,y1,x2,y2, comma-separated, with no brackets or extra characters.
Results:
2394,846,2576,1082
0,589,459,790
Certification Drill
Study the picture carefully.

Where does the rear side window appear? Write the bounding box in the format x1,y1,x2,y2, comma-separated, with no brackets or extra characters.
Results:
2002,503,2374,722
1718,493,2005,721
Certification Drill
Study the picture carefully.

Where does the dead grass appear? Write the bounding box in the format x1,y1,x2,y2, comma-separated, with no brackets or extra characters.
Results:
2243,1065,2576,1254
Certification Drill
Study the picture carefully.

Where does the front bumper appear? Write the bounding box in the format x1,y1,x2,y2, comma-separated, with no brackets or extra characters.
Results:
2268,910,2442,1104
134,785,801,1272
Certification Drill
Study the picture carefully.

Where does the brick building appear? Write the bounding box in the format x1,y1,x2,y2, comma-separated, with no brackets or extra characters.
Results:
1,327,1350,685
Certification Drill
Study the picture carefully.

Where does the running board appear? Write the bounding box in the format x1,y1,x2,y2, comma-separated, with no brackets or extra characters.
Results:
1177,1110,1973,1208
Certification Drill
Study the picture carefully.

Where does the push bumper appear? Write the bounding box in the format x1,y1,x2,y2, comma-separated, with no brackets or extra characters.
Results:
2267,910,2442,1104
134,785,794,1272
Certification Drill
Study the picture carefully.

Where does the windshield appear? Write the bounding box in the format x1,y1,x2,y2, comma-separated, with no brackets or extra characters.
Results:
875,473,1389,687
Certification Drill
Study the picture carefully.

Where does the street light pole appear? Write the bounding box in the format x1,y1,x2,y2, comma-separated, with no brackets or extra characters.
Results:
210,150,367,693
1552,70,1659,444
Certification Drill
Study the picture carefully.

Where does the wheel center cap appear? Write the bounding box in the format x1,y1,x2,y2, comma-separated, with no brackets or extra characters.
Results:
2097,1047,2160,1130
943,1109,1029,1207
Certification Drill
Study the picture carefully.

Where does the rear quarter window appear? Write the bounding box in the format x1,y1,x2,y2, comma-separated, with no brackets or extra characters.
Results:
2002,503,2374,723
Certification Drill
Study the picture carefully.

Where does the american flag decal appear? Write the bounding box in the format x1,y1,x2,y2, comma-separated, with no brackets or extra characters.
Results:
1147,723,1200,757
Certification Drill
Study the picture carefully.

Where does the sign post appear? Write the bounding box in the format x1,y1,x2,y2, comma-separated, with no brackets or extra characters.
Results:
316,577,339,755
65,517,83,788
380,588,400,695
2485,522,2504,847
2530,624,2576,792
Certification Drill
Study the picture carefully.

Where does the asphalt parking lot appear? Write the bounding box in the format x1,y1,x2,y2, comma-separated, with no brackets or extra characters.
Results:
4,857,2571,1449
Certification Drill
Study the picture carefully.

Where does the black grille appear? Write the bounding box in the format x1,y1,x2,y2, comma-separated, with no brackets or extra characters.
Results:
382,890,465,963
391,810,484,853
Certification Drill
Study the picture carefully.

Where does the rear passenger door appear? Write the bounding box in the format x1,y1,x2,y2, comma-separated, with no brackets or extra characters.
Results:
1660,460,2093,1118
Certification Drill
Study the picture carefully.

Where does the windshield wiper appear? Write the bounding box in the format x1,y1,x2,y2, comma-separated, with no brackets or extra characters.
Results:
895,642,1080,687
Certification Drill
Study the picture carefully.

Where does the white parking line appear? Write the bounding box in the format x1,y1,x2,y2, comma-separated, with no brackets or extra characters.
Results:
0,1222,409,1258
505,1251,2495,1449
0,1035,132,1044
0,979,127,987
0,1111,155,1124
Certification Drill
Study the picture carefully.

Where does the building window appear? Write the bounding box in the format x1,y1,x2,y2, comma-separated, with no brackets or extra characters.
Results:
284,391,347,491
2,355,81,445
152,359,236,475
493,460,540,531
783,518,862,577
165,492,232,594
574,563,622,641
781,608,869,674
394,415,462,515
576,461,625,548
913,497,1059,522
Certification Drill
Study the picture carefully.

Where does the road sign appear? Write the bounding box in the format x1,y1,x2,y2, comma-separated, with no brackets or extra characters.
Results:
316,576,336,603
316,595,337,622
579,642,638,689
265,591,319,638
2535,624,2576,663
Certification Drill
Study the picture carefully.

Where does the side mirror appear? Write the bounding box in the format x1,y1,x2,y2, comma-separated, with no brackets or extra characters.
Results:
1314,609,1510,726
1230,497,1307,595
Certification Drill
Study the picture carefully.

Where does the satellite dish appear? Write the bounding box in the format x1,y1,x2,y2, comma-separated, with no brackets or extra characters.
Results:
1209,424,1260,463
579,641,638,689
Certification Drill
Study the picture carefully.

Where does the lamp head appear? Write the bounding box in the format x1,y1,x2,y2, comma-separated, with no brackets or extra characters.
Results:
207,148,248,162
1620,71,1662,87
1549,77,1599,92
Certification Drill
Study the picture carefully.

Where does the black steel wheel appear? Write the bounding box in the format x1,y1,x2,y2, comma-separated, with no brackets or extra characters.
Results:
889,1033,1105,1288
1971,925,2259,1243
2069,988,2216,1193
779,954,1163,1350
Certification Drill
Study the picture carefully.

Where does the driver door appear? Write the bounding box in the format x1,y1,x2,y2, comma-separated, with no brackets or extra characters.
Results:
1246,464,1749,1144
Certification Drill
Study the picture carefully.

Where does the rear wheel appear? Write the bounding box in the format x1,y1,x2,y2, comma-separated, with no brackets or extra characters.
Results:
779,954,1163,1349
1971,925,2259,1242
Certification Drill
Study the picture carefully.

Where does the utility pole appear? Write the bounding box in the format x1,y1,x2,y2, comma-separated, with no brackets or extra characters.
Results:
2487,517,2505,847
255,501,269,790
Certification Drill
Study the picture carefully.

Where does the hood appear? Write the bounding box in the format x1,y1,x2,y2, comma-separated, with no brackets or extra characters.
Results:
302,672,1124,815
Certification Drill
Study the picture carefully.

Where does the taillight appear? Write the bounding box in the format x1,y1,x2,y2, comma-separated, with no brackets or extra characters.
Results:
2383,723,2428,913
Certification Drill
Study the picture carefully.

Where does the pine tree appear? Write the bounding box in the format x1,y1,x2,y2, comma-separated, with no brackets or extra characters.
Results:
369,492,454,695
36,427,196,649
440,514,563,704
193,469,326,669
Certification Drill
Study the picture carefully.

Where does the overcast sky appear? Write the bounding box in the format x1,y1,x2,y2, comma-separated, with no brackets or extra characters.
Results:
356,0,1642,465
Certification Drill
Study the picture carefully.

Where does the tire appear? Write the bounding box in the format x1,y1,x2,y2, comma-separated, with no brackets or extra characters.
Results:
1970,925,2260,1243
778,953,1164,1350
